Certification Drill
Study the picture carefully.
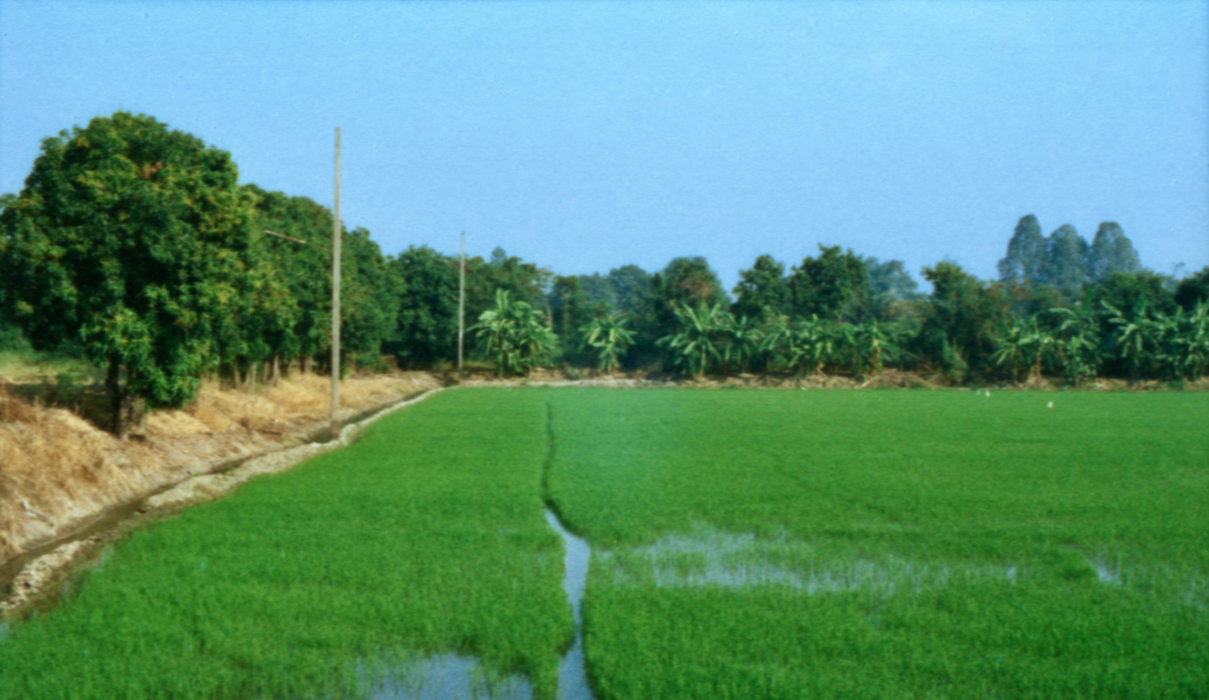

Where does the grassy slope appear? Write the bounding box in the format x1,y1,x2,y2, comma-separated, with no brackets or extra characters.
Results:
0,388,572,700
545,388,1209,699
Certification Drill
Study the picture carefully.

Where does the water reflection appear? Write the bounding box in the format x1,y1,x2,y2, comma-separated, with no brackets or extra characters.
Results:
365,509,593,700
367,654,533,700
603,528,1025,596
544,509,593,700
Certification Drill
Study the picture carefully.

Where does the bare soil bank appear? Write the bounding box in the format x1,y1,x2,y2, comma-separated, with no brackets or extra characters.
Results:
0,372,441,576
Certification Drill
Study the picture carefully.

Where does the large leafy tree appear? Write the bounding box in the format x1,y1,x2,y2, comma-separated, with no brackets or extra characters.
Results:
1087,222,1141,284
1091,271,1177,321
574,273,618,312
648,257,728,367
1041,224,1090,296
606,264,659,368
787,245,867,321
863,257,920,323
245,185,336,370
1174,266,1209,312
915,261,1010,381
339,227,399,369
1051,305,1103,386
998,214,1047,286
732,254,790,320
548,275,595,365
653,257,728,310
386,245,459,368
607,264,653,317
991,316,1057,382
0,112,256,433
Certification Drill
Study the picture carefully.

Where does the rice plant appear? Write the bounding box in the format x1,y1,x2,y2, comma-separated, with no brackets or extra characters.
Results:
545,388,1209,699
0,389,573,700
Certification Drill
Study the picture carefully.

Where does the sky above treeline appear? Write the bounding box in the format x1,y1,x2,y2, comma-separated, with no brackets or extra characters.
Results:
2,1,1206,292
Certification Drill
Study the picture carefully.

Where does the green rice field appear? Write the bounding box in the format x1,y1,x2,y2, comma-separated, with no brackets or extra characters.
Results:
1,387,1206,699
546,389,1209,699
0,390,572,700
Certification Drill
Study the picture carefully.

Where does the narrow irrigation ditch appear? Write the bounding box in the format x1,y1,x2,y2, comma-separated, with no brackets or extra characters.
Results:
343,395,594,700
542,398,595,700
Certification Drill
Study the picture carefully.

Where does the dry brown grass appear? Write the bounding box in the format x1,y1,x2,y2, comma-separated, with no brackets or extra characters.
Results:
0,386,140,559
0,372,439,564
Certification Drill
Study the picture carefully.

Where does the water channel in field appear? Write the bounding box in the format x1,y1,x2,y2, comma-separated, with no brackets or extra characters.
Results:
364,508,593,700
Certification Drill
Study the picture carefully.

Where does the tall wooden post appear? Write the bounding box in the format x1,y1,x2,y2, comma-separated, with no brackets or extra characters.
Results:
458,231,465,381
331,127,342,434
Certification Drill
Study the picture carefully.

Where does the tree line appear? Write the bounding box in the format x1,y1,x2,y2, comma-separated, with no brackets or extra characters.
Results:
2,113,1208,433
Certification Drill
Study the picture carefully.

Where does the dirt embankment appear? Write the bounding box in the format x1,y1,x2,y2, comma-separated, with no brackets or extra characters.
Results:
0,372,441,570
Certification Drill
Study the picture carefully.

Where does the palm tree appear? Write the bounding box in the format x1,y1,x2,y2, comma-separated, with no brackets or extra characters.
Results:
579,316,636,374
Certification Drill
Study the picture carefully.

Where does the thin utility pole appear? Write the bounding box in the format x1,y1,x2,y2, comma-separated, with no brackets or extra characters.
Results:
458,231,466,382
331,127,342,435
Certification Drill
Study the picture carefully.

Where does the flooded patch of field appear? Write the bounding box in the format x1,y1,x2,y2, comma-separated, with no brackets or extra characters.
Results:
356,509,592,700
600,527,1024,596
365,654,533,700
544,509,592,700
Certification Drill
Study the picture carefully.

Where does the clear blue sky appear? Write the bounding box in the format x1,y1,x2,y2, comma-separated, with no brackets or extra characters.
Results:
2,0,1206,292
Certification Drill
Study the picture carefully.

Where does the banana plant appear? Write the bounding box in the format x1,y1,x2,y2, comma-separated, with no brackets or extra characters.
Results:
759,313,835,377
722,313,764,374
472,289,558,377
579,316,636,374
1103,301,1157,381
657,302,729,378
1153,301,1209,381
992,316,1056,382
841,320,894,378
1051,305,1102,387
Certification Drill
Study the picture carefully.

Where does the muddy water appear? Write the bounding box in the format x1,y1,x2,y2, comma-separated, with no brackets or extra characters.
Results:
366,508,593,700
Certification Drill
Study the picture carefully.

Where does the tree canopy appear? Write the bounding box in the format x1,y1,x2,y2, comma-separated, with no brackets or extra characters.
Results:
787,245,867,321
0,112,259,431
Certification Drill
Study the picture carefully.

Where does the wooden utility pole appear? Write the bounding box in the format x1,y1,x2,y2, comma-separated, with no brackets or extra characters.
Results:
458,231,466,382
331,127,342,435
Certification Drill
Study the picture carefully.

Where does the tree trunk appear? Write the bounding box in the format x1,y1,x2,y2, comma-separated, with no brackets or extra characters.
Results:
106,356,125,437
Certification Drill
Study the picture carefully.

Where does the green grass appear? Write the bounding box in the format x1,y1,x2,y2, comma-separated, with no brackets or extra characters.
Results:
0,389,573,700
2,387,1206,699
544,389,1209,699
0,347,97,383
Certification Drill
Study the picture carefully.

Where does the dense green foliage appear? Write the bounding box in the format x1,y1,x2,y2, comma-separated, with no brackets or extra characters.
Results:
0,390,572,699
544,389,1209,698
471,289,559,376
2,111,1205,407
0,113,261,429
